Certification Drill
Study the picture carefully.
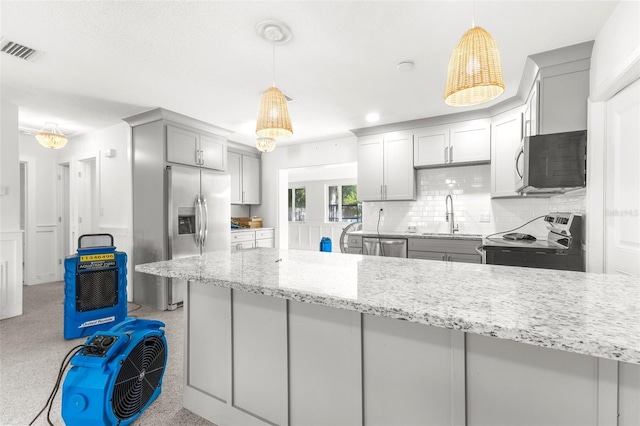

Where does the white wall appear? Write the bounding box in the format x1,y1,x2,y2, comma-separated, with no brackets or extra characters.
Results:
0,100,20,231
55,122,133,292
288,178,357,251
586,0,640,273
590,1,640,101
254,136,358,248
17,122,133,292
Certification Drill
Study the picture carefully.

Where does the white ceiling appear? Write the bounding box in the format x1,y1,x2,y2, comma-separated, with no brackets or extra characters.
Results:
1,1,618,148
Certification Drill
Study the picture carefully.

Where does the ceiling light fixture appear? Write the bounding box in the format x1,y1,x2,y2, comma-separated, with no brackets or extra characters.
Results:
443,25,504,106
35,122,68,149
255,137,277,153
255,21,293,143
366,112,380,123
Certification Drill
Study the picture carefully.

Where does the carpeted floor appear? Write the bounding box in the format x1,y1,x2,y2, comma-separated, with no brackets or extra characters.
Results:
0,281,215,426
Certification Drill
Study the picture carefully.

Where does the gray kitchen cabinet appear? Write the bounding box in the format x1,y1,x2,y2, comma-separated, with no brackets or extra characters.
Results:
357,131,415,201
347,235,363,254
229,151,260,205
526,42,592,136
491,108,523,198
414,119,491,168
167,124,227,171
408,238,481,264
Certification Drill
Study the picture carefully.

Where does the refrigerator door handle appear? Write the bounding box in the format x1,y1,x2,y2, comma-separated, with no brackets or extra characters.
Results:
195,195,203,246
202,196,209,246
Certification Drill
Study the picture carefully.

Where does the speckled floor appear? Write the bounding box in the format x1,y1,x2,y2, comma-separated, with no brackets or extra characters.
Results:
0,281,214,426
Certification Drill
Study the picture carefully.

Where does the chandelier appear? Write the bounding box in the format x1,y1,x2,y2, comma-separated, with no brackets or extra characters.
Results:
255,137,277,153
35,123,68,149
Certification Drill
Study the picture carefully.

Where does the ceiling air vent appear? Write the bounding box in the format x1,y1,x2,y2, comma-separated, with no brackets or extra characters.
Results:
1,38,40,61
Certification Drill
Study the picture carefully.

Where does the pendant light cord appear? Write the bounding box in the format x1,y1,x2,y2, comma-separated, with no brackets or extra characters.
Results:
272,35,276,87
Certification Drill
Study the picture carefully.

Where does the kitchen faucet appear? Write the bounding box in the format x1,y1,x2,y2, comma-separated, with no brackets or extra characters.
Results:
445,194,459,234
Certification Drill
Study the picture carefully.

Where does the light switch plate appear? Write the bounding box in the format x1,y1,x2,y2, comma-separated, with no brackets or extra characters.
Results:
479,213,491,223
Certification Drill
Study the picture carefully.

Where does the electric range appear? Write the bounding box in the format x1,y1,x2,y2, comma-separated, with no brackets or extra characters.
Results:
482,212,584,271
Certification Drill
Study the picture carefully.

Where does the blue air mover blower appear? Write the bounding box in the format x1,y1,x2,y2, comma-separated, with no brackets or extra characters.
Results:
64,234,128,340
62,318,168,426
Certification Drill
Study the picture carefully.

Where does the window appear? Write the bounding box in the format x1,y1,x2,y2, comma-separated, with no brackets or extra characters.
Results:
288,187,306,222
328,185,361,223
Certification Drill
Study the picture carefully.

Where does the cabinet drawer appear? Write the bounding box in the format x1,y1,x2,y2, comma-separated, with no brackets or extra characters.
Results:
231,241,255,250
408,238,479,255
408,251,447,261
256,229,274,240
347,235,362,248
231,231,255,243
347,248,362,255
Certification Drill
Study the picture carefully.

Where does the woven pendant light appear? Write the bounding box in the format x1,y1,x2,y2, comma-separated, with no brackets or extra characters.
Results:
255,137,277,153
256,87,292,138
444,26,504,106
255,22,293,140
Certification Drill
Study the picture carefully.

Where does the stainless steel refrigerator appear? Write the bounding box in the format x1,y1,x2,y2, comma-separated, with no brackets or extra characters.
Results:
133,165,230,310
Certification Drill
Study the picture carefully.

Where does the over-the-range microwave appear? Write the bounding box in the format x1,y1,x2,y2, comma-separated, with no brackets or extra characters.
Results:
515,130,587,194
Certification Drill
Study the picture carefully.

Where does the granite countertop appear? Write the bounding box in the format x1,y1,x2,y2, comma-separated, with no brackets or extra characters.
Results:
348,230,482,240
231,227,274,232
136,248,640,364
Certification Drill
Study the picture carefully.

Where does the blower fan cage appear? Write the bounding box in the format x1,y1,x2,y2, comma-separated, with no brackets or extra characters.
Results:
112,335,166,420
62,318,167,426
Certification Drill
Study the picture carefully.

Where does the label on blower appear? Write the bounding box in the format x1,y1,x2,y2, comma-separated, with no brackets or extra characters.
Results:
80,253,115,262
79,316,116,328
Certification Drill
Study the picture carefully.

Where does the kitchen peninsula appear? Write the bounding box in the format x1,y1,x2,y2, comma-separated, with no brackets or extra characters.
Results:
136,249,640,426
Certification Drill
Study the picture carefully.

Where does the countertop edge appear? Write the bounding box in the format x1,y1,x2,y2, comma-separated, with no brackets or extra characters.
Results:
136,260,640,365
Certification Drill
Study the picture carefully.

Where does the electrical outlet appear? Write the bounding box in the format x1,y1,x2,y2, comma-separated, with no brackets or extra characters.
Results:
479,213,491,223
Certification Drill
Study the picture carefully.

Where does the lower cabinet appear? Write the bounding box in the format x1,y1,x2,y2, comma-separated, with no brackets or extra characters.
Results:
231,229,274,250
408,238,481,264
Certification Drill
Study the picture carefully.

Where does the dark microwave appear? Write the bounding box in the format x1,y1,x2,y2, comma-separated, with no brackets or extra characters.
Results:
515,130,587,194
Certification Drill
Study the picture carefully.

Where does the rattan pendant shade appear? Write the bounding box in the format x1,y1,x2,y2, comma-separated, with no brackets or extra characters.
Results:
256,86,293,138
444,26,505,106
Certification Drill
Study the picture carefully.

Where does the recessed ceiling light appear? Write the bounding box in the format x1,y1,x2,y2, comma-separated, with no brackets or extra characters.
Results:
366,112,380,123
396,61,415,72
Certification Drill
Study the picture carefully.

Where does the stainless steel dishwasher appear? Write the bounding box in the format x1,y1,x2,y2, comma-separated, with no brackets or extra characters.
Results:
362,237,408,258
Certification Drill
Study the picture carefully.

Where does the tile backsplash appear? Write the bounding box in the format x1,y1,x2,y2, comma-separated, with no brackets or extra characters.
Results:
362,164,585,239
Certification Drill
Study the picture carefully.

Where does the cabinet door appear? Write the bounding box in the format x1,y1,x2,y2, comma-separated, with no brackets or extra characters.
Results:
491,110,522,198
167,125,199,166
228,152,242,204
357,135,384,201
200,133,226,171
414,126,449,167
528,81,539,137
242,156,261,204
449,119,491,164
255,238,274,248
539,69,589,134
384,132,415,200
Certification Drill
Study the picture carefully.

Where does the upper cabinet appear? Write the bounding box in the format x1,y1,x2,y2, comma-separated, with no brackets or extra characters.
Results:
229,151,260,205
167,125,226,171
357,131,415,201
491,108,523,198
414,119,491,168
526,41,592,136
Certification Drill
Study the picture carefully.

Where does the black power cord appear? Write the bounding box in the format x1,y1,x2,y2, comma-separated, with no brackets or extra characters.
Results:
376,208,385,257
29,344,87,426
484,215,547,240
